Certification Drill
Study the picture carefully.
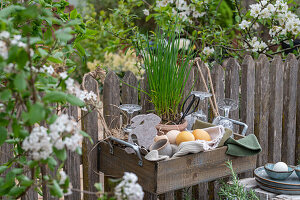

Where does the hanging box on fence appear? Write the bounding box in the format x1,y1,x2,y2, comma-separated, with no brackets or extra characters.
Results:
98,133,257,195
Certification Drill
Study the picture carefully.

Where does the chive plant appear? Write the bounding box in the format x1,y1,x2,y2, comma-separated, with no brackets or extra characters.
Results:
140,26,195,123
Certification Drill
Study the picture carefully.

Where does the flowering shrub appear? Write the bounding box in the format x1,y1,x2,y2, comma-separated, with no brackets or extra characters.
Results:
0,0,100,198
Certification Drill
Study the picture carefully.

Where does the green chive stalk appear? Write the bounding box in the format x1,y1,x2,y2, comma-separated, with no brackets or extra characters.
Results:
141,26,195,123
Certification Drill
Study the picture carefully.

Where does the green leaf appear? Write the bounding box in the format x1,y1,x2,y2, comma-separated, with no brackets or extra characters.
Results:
55,28,73,43
8,186,26,197
17,175,33,187
0,89,11,101
66,94,85,107
43,91,67,103
235,15,241,23
11,168,23,174
47,156,57,171
0,126,7,146
75,147,82,155
53,148,66,161
94,183,103,191
29,103,46,124
28,160,38,168
13,72,27,92
0,166,8,174
74,43,85,57
50,180,63,198
80,130,93,144
38,48,48,57
70,8,77,19
0,5,25,18
47,56,63,64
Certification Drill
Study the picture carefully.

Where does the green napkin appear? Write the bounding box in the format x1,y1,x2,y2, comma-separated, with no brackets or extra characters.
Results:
192,120,233,147
224,134,261,156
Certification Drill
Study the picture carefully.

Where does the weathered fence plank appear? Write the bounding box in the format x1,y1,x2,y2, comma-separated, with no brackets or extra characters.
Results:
254,54,270,167
103,71,120,129
82,74,100,200
64,105,81,200
241,55,255,136
268,55,284,163
225,58,240,133
121,71,138,104
282,54,298,165
297,59,300,165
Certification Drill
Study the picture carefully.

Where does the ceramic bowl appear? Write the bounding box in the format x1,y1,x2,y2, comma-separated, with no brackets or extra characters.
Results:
149,139,172,157
264,163,294,180
295,165,300,179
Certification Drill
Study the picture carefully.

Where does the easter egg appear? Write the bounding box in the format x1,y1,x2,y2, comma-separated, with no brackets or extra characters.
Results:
273,162,288,172
166,130,180,144
176,131,195,145
192,129,211,141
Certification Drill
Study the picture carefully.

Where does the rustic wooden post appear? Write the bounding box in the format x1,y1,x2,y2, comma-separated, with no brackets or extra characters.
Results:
240,55,255,136
297,59,300,165
64,105,81,200
121,71,139,125
211,63,225,114
194,60,208,115
82,74,100,200
224,58,240,133
254,54,270,167
210,63,225,199
103,71,120,129
191,60,209,200
121,71,138,104
268,55,284,163
282,54,298,165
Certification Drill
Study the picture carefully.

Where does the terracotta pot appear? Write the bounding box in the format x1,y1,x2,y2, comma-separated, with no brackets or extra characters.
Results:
156,120,188,135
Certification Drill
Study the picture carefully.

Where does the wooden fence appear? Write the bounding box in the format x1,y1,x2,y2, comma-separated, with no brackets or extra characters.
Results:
0,54,300,200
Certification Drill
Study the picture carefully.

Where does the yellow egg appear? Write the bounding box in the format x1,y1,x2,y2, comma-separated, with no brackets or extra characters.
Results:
176,131,195,145
166,130,180,144
192,129,211,141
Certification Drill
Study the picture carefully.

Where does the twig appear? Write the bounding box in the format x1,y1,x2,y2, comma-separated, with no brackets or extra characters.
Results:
195,60,218,118
205,64,219,116
270,43,300,55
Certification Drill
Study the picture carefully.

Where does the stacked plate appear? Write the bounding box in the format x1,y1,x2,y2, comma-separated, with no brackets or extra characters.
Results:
254,166,300,195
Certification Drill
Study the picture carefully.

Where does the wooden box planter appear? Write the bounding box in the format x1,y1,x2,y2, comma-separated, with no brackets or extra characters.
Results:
98,133,257,195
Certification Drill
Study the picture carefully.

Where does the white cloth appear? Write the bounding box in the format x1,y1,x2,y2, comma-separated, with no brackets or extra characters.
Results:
144,150,169,161
172,125,225,157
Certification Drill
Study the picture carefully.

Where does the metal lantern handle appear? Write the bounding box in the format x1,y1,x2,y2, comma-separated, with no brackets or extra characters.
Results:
214,116,249,136
107,136,143,167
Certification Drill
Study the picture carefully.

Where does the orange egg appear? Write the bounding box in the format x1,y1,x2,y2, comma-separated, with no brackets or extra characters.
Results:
192,129,211,141
176,131,195,145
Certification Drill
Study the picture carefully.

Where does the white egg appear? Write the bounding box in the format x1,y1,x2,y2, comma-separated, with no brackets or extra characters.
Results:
273,162,288,172
166,130,180,144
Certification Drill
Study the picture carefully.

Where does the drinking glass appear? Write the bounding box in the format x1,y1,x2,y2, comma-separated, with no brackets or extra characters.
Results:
190,91,212,122
213,98,238,130
119,104,142,133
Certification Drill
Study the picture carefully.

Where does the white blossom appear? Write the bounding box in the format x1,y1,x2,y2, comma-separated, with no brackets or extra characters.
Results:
0,40,8,59
22,126,53,160
192,11,205,18
4,63,14,73
239,20,251,30
59,72,68,79
249,4,262,17
248,37,268,52
0,31,10,39
115,172,144,200
202,47,214,56
11,35,21,45
59,170,67,184
143,9,149,16
40,65,54,75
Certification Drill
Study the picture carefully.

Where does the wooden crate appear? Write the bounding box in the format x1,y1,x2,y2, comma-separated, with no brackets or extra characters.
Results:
98,134,257,195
